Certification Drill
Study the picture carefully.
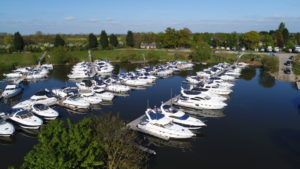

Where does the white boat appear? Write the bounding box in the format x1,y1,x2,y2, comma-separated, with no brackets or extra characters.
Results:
197,83,232,95
26,70,47,79
219,74,235,81
176,96,227,110
93,88,114,101
3,71,23,78
62,96,90,109
181,87,227,101
9,109,43,129
13,90,58,109
186,76,205,84
0,118,15,136
159,104,206,128
137,109,195,139
123,77,148,86
31,104,59,120
78,89,102,104
105,84,130,93
2,84,23,99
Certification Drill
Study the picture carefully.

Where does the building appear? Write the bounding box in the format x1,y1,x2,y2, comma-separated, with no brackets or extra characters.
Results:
295,45,300,53
140,42,156,49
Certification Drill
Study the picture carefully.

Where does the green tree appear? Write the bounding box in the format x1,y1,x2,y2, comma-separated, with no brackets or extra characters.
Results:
13,32,25,51
88,33,98,49
100,30,109,49
93,114,147,169
286,40,295,51
241,31,260,50
54,34,65,47
282,28,289,45
191,41,212,62
163,27,178,48
21,119,106,169
126,30,134,47
274,31,284,48
177,28,192,48
109,34,119,48
261,34,274,47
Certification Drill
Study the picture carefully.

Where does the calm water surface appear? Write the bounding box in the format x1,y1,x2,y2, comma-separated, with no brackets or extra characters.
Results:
0,64,300,169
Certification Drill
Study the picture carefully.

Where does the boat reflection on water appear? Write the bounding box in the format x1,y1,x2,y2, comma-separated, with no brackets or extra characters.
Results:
100,101,114,106
0,136,16,145
19,128,39,138
138,135,193,150
3,94,22,105
66,108,91,115
174,106,226,118
90,104,103,110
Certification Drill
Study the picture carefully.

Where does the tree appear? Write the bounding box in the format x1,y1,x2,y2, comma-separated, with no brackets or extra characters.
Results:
100,30,109,49
190,41,212,62
88,33,98,49
274,31,284,48
261,34,274,47
163,28,177,48
282,28,289,45
126,31,134,47
109,34,119,48
21,119,106,169
93,114,146,169
20,115,147,169
177,28,192,48
54,34,65,47
241,31,260,50
13,32,25,51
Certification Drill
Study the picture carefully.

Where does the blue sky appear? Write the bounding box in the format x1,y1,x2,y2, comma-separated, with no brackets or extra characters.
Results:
0,0,299,34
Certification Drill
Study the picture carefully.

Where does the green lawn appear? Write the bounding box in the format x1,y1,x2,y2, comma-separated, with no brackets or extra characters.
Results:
0,52,42,71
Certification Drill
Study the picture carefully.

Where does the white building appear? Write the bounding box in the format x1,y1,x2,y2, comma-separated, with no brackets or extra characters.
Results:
295,45,300,53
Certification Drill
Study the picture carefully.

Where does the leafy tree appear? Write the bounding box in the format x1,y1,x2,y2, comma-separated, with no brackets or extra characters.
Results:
48,47,78,64
286,40,295,51
241,31,260,50
54,34,65,47
177,28,192,48
13,32,25,51
126,31,135,47
295,32,300,45
21,119,106,169
163,28,177,48
282,28,289,45
190,41,212,62
93,114,147,169
274,31,284,48
109,34,119,47
261,34,274,47
226,32,239,49
88,33,98,49
100,30,109,49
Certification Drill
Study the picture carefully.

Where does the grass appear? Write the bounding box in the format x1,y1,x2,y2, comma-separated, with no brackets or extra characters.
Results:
292,55,300,75
0,52,42,71
261,55,279,73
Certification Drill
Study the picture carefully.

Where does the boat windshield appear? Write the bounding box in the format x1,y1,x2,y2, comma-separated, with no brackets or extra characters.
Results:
16,110,33,119
179,114,189,120
33,104,48,111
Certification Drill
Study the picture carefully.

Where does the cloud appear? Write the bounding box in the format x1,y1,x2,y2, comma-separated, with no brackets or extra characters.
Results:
88,18,100,22
64,16,77,21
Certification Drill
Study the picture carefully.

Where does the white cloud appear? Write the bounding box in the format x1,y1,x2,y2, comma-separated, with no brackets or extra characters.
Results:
87,18,100,22
64,16,77,21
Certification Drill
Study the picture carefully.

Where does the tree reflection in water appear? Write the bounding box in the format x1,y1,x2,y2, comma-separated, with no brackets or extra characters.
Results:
240,66,256,81
258,69,276,88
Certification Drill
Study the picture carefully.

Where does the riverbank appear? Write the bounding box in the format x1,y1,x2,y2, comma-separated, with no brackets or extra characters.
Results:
0,49,268,72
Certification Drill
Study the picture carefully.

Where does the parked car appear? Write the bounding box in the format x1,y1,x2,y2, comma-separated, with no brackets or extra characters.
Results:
284,68,291,74
284,61,291,66
289,56,295,60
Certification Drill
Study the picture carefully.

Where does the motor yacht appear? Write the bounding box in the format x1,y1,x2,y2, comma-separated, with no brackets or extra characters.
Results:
13,89,58,109
137,109,195,139
62,95,90,109
9,109,43,129
176,95,227,110
1,84,23,99
159,103,206,128
31,104,59,120
0,118,15,136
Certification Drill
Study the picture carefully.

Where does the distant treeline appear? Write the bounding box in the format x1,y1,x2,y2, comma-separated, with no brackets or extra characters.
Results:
0,22,299,53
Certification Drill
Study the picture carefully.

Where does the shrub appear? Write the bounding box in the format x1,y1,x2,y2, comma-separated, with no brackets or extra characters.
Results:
261,55,279,73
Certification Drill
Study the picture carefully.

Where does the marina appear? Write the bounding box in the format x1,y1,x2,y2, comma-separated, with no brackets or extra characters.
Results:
0,63,300,169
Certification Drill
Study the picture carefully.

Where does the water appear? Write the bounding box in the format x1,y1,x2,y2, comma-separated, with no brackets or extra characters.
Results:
1,64,300,169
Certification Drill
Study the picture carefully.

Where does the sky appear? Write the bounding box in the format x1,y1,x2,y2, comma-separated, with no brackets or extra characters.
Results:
0,0,299,34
